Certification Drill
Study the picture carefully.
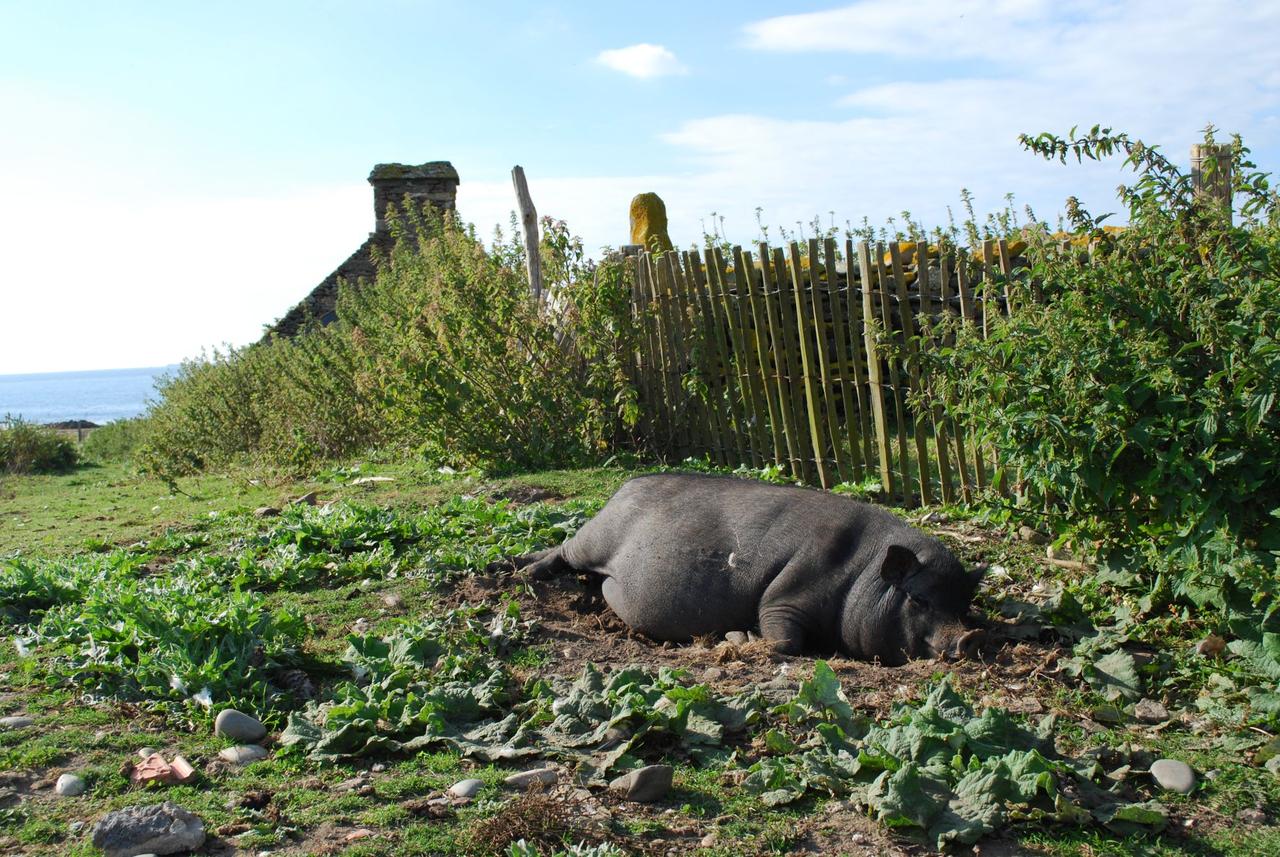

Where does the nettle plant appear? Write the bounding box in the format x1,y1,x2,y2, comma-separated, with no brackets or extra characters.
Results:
928,127,1280,620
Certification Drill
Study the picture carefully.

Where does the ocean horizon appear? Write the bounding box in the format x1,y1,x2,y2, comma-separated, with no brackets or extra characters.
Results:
0,365,178,425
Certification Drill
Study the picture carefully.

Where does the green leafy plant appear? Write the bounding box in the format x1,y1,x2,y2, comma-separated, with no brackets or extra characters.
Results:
927,127,1280,624
0,418,78,474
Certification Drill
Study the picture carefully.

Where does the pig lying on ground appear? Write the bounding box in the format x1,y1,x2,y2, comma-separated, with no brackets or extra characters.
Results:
506,473,986,666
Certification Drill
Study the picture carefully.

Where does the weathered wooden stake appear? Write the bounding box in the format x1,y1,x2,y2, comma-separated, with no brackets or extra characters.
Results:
1191,143,1233,224
511,166,544,303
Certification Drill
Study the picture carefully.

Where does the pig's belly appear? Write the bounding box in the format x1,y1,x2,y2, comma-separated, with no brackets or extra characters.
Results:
599,558,760,642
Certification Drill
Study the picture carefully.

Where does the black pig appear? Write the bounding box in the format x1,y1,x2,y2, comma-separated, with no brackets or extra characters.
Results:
510,473,985,665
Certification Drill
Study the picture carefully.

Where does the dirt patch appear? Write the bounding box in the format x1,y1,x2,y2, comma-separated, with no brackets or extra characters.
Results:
453,566,1067,723
481,483,565,506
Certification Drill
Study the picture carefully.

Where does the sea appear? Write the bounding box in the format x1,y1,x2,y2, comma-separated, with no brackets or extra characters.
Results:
0,365,177,425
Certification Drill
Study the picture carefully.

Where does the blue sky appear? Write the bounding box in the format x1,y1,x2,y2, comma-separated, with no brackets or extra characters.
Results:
2,1,1278,374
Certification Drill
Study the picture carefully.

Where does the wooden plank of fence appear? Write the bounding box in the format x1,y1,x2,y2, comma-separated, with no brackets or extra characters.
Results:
680,251,734,466
738,247,788,469
638,254,675,453
704,248,748,465
953,251,987,492
856,241,894,496
773,245,818,482
716,246,771,468
823,238,867,481
939,250,972,505
874,244,913,502
916,240,955,506
888,242,933,506
664,252,713,458
629,255,656,445
843,240,877,474
982,240,1009,497
646,253,685,456
689,249,748,466
806,238,852,485
788,242,833,488
759,246,810,483
653,253,693,457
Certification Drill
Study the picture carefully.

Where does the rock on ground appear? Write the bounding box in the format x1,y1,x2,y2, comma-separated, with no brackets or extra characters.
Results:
608,765,673,802
218,744,269,764
55,774,86,796
91,801,206,857
0,715,34,729
1150,758,1196,794
214,708,267,743
449,778,483,798
1133,698,1170,723
504,767,557,789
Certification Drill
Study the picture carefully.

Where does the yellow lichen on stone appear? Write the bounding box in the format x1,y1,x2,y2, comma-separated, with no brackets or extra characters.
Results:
630,193,674,253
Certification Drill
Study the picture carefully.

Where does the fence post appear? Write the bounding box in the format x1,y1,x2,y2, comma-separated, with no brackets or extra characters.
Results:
510,166,543,303
1191,144,1233,225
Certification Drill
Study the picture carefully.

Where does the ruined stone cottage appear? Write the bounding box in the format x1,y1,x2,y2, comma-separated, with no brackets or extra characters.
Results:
268,161,459,339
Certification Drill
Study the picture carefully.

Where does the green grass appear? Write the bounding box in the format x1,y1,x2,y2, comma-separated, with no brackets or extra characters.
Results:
0,459,1277,856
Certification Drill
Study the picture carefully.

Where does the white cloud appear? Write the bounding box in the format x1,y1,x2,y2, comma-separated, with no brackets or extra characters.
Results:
743,0,1048,59
595,43,687,79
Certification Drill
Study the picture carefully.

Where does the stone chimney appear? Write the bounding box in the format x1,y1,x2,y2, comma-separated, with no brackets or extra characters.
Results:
368,162,460,234
266,161,461,339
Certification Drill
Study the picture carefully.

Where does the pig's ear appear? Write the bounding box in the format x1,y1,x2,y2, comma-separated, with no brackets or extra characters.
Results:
879,544,919,586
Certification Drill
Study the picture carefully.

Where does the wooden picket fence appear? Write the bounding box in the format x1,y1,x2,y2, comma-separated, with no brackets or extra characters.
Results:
626,237,1028,507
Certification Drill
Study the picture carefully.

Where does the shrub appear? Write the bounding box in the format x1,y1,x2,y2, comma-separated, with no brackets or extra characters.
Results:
0,418,78,474
137,206,636,478
80,417,150,464
927,127,1280,618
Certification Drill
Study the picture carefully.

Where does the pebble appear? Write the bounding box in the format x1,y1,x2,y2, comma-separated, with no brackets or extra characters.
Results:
138,747,159,759
371,763,386,773
1150,758,1196,794
1133,698,1170,723
1017,525,1049,544
1238,808,1267,825
608,764,673,802
700,832,718,848
68,821,86,834
504,767,557,789
382,593,404,610
724,631,749,645
56,774,87,796
0,715,34,729
253,506,280,519
218,745,269,765
214,709,267,743
702,667,725,681
449,778,483,799
1047,543,1076,561
91,801,206,857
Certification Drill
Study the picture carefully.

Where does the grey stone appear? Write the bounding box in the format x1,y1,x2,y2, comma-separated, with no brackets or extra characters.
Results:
1150,759,1196,794
138,747,159,759
1238,808,1267,825
1133,698,1170,723
68,821,86,834
56,774,86,796
449,778,483,799
0,715,33,729
724,631,749,645
1017,525,1048,544
91,801,206,857
214,709,267,743
253,506,280,519
218,744,268,765
382,593,404,610
609,764,674,802
503,767,557,789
